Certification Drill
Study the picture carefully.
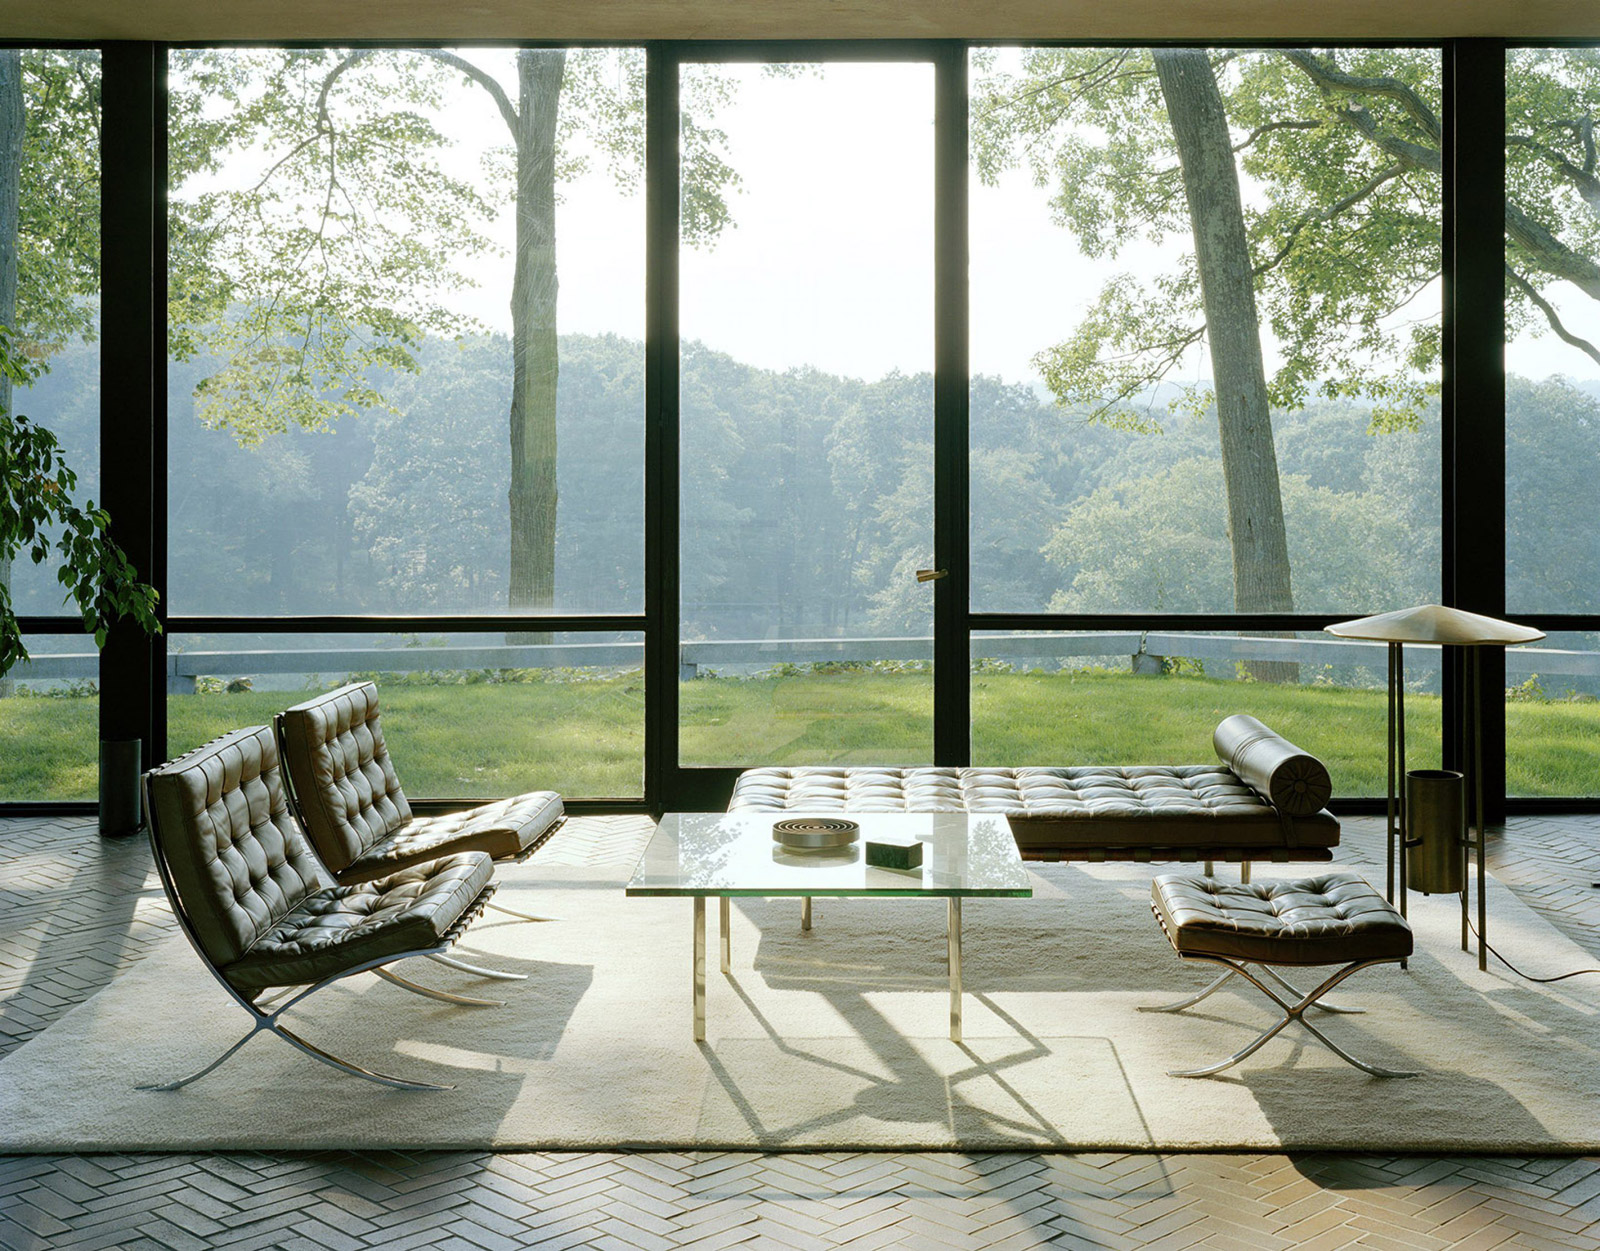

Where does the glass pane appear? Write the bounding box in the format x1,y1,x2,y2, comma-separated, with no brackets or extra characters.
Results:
166,48,644,617
165,631,644,798
4,50,102,617
969,48,1442,615
970,630,1442,797
1506,631,1600,798
0,635,99,801
1506,49,1600,614
677,62,935,766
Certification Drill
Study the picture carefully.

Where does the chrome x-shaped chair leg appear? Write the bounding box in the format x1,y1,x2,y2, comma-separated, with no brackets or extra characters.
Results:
375,964,504,1006
486,818,567,923
1139,955,1417,1079
1142,962,1364,1017
138,948,499,1094
486,900,560,924
425,951,527,981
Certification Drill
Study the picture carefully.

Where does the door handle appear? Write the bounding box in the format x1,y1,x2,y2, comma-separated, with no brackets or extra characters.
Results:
915,568,949,583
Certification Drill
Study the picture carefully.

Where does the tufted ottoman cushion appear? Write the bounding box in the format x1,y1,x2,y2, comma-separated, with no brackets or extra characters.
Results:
728,765,1339,860
1150,871,1413,967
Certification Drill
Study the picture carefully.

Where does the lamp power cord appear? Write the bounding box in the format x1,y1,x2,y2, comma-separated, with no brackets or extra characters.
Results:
1465,916,1600,984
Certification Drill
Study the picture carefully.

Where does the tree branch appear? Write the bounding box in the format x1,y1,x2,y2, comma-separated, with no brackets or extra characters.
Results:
1506,199,1600,299
1280,49,1442,144
1508,124,1600,221
415,49,519,136
1233,118,1322,152
1253,163,1405,278
1507,262,1600,367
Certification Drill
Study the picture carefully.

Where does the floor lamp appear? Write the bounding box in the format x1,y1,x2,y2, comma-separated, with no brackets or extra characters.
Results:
1326,605,1544,971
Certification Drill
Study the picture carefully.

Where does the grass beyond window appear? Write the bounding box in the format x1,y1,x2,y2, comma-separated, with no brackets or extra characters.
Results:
0,668,1593,801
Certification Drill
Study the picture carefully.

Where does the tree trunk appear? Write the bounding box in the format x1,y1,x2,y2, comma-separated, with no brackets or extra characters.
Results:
1152,49,1298,682
507,49,564,645
0,52,21,698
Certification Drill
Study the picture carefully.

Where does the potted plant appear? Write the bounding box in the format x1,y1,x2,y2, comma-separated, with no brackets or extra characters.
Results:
1,332,161,827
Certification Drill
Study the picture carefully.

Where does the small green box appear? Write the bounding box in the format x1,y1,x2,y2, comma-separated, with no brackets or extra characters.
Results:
865,837,923,872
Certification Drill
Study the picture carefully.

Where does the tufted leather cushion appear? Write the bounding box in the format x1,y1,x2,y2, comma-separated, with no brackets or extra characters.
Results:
278,682,412,874
224,852,494,991
146,726,335,968
1150,871,1412,966
728,765,1339,858
1213,715,1333,816
340,791,567,885
279,680,567,884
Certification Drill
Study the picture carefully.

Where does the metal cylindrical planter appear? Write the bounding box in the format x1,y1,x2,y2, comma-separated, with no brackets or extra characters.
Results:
99,738,145,838
1406,768,1464,894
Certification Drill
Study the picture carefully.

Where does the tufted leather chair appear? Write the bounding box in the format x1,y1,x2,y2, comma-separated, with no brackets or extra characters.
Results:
275,682,565,887
141,725,502,1091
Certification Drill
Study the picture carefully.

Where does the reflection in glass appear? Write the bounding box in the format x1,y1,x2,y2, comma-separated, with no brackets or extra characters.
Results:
629,812,1031,897
165,631,644,798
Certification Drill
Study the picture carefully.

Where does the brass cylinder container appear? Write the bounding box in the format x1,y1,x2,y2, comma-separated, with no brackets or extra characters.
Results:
1406,769,1465,894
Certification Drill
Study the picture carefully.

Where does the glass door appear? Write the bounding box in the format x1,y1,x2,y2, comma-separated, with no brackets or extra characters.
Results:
675,56,938,772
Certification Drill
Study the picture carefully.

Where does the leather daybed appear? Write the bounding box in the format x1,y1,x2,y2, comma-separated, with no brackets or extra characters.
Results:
729,714,1339,864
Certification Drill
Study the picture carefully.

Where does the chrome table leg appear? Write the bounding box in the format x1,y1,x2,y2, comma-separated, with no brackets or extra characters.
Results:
693,896,706,1042
720,895,730,975
801,896,812,931
948,897,963,1043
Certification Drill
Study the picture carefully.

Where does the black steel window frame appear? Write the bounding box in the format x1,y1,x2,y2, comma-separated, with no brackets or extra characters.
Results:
1493,37,1600,812
0,37,1566,820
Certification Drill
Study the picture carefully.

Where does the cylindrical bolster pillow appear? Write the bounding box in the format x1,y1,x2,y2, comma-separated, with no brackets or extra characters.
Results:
1213,714,1333,816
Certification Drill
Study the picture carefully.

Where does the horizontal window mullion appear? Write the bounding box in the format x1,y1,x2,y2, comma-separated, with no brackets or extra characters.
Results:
1501,615,1600,632
969,612,1367,632
667,40,943,63
14,617,95,634
166,615,646,635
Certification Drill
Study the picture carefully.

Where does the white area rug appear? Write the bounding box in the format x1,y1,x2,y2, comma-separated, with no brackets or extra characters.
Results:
1,859,1597,1152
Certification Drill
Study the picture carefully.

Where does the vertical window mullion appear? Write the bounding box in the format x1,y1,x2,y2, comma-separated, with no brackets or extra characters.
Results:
935,42,970,767
1445,39,1508,818
99,41,161,828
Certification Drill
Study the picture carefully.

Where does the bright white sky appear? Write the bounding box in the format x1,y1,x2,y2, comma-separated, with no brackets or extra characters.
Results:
235,49,1600,390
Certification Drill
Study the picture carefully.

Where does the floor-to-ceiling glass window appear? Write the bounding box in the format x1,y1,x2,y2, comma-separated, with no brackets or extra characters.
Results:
164,46,646,799
675,57,937,767
0,48,102,801
968,46,1443,790
1504,46,1600,798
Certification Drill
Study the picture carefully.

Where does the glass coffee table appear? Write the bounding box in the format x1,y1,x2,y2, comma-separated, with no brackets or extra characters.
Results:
626,811,1031,1042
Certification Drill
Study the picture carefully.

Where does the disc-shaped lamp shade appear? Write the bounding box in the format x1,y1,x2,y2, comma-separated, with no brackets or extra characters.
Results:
1325,604,1545,647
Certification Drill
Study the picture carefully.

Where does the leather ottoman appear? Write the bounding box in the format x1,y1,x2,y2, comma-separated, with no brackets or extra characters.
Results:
1142,870,1416,1078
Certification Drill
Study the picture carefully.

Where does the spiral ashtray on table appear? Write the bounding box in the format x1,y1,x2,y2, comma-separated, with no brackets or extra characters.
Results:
771,817,860,853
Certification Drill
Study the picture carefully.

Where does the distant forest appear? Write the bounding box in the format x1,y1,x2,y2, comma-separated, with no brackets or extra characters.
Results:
9,330,1598,637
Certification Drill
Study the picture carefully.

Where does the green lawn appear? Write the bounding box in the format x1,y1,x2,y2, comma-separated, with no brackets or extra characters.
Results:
3,668,1595,801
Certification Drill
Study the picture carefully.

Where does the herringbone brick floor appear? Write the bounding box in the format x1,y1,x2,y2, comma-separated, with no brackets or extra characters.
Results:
2,810,1599,1250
